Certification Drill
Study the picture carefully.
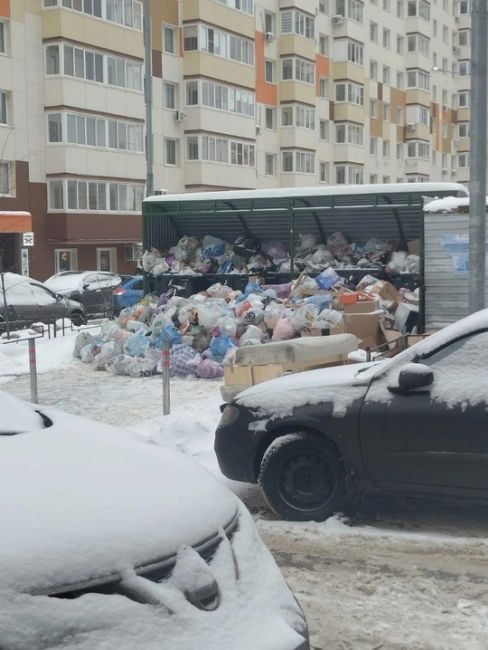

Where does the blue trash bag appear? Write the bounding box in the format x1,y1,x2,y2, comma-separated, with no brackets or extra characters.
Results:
316,268,340,290
151,324,182,350
124,330,151,358
236,280,263,302
209,335,237,362
304,294,333,312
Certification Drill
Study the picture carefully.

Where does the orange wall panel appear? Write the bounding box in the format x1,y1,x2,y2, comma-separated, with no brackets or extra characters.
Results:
0,0,10,18
255,31,277,106
315,54,329,96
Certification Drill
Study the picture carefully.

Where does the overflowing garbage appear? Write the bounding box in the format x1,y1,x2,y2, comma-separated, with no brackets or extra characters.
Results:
74,253,421,379
142,232,420,276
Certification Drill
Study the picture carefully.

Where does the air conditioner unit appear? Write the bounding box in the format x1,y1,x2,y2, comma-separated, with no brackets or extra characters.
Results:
265,31,274,42
174,111,186,122
124,243,143,262
332,14,344,25
407,122,416,131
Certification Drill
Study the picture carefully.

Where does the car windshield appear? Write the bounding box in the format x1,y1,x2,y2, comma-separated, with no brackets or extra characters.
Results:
0,391,45,435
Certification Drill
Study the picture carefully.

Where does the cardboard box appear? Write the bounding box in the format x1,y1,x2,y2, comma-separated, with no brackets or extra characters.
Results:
343,298,379,314
224,364,283,388
368,280,402,305
407,240,421,256
343,313,382,345
301,324,346,336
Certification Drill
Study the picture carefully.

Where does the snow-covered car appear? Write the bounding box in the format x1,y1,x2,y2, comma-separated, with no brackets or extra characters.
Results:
45,271,121,318
0,390,308,650
0,272,86,331
215,310,488,522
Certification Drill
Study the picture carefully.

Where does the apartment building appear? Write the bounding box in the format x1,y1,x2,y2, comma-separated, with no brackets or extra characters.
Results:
0,0,475,278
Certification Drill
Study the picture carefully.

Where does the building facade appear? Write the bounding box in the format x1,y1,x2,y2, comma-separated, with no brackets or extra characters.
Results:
0,0,475,279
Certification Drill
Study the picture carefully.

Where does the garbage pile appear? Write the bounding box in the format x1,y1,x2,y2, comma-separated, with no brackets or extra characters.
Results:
142,232,420,276
73,262,421,379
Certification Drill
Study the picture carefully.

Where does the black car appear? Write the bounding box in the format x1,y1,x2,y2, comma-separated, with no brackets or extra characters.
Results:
45,271,121,318
0,273,86,331
215,310,488,521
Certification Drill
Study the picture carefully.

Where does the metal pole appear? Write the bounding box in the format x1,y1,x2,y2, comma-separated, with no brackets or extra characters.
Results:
28,338,38,404
162,340,170,415
0,270,10,339
143,0,154,198
468,0,488,313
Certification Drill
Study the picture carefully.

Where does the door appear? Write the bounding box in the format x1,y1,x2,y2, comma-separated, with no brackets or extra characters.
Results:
29,284,66,323
359,330,488,491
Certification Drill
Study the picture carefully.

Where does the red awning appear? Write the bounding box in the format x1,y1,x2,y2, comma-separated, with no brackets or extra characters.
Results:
0,211,32,234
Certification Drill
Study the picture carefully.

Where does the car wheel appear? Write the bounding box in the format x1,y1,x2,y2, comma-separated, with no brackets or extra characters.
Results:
70,311,86,327
258,432,345,522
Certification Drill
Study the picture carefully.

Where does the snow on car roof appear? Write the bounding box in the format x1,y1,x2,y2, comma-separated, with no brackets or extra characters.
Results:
0,391,44,433
424,196,488,213
145,182,468,204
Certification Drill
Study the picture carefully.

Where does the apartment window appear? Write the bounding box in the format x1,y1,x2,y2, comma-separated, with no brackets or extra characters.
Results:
320,119,329,140
230,141,255,167
105,0,142,29
47,113,63,142
396,71,404,88
458,0,471,14
163,25,176,54
333,38,364,65
335,81,364,105
265,60,275,83
281,150,315,174
164,138,177,165
383,176,390,183
187,136,199,160
265,107,275,129
407,0,431,18
407,139,430,159
458,152,470,168
369,21,378,42
48,180,64,209
184,25,198,50
370,174,378,183
265,153,276,176
383,0,391,10
396,143,403,159
396,36,404,54
407,68,430,90
335,122,364,145
407,32,430,56
382,66,390,85
407,105,430,124
54,249,77,273
320,162,329,183
281,57,315,84
457,60,470,76
442,25,448,43
194,79,254,116
264,12,275,35
319,34,329,56
183,24,255,66
457,122,469,137
319,78,328,98
335,0,364,22
383,102,390,120
46,44,60,74
280,9,315,39
458,29,470,46
397,0,404,17
164,83,176,109
458,90,470,107
395,107,404,124
0,161,11,195
433,19,438,36
214,0,254,15
56,111,142,151
0,21,7,54
370,98,377,117
335,164,363,184
107,55,142,90
369,136,378,154
382,28,390,49
95,248,116,273
185,135,255,167
0,90,8,124
319,0,329,13
382,139,390,157
281,104,315,129
369,60,378,80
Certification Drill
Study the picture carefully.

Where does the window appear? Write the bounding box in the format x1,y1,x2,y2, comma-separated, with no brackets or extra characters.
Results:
164,83,176,109
370,137,378,155
184,25,198,50
97,248,116,272
383,0,390,10
265,153,276,176
0,21,7,54
164,138,177,165
370,98,377,117
319,0,329,13
280,9,315,38
187,136,199,160
265,60,275,83
406,104,430,124
333,38,363,65
382,139,390,157
458,29,470,46
395,107,404,124
107,55,142,90
335,0,364,22
281,104,315,129
457,60,470,76
46,44,60,74
458,0,471,13
52,111,142,151
369,60,378,80
49,178,143,211
320,119,329,140
282,151,293,172
335,81,364,105
54,249,77,273
396,143,403,159
382,28,390,49
383,102,390,120
163,25,176,54
396,36,404,54
48,180,64,209
407,32,430,56
458,122,469,137
281,57,315,84
397,0,404,17
264,11,275,35
265,107,275,129
215,0,254,15
396,71,404,88
407,68,430,90
281,150,315,173
186,80,198,105
458,90,470,107
320,162,329,183
458,152,470,168
0,90,8,124
319,35,329,56
186,79,254,117
369,174,378,183
185,135,255,167
382,66,390,85
442,25,448,43
370,21,378,42
319,78,328,98
183,24,254,66
335,122,363,145
407,0,431,18
105,0,142,29
48,113,63,142
406,139,430,159
335,164,363,184
0,161,11,195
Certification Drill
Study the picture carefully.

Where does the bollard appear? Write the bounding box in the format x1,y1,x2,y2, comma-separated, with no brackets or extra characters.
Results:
162,340,170,415
28,337,38,404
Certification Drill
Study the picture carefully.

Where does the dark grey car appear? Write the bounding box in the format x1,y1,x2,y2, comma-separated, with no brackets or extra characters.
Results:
0,273,85,332
45,271,121,318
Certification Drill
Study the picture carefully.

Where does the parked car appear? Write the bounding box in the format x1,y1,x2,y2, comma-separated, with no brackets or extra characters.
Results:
45,271,121,318
215,309,488,521
0,272,85,332
0,389,308,649
112,275,144,314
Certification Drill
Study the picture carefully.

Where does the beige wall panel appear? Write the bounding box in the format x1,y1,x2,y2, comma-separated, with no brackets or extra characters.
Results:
184,162,256,189
42,10,143,59
405,124,430,140
279,35,315,60
10,0,41,20
333,145,365,165
279,81,315,104
185,109,256,140
333,104,364,123
183,53,255,88
280,128,317,150
182,0,254,38
152,0,178,48
457,136,470,151
278,173,316,187
405,89,431,106
369,118,382,138
331,62,365,85
45,146,146,179
457,108,470,122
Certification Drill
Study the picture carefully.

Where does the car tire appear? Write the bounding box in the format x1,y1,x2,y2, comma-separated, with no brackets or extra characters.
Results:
258,432,346,522
70,311,86,327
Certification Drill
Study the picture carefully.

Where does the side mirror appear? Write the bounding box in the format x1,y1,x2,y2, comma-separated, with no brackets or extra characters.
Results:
390,363,434,394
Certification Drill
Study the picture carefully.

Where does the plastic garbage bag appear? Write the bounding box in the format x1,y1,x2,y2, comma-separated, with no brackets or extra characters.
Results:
80,343,100,364
191,327,212,353
327,232,352,259
126,320,150,334
197,303,224,329
73,331,96,358
291,304,319,332
194,358,224,379
93,341,122,370
304,294,333,311
124,330,151,357
152,324,182,349
239,325,265,346
316,268,341,289
385,251,408,273
271,318,295,342
239,307,264,326
316,309,344,330
142,248,160,273
262,282,292,299
202,235,226,259
152,259,170,276
128,357,157,377
405,254,420,274
169,343,198,377
264,303,285,330
173,235,199,262
207,283,233,300
107,354,133,376
364,238,390,261
209,335,237,361
296,233,317,255
262,241,287,262
217,316,237,337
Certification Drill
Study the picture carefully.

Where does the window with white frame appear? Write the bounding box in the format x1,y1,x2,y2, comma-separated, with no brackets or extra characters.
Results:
319,34,329,55
397,0,404,17
183,24,254,66
457,90,470,107
407,0,431,18
0,21,7,54
457,60,470,76
457,152,470,167
48,0,144,30
214,0,254,15
184,79,254,117
369,60,378,80
54,249,78,273
0,161,12,195
164,138,178,165
281,150,315,174
319,78,328,98
369,137,378,155
0,90,8,124
458,0,471,13
406,139,430,159
265,107,275,129
265,60,275,83
163,25,177,54
185,135,255,167
48,178,144,212
406,104,430,125
396,35,404,53
281,104,315,129
97,247,116,272
369,21,378,42
406,68,430,90
407,32,430,56
335,122,363,145
382,28,390,49
396,71,404,88
264,11,275,34
395,107,404,124
320,119,329,140
164,83,177,109
265,153,276,176
107,54,142,90
335,81,364,105
383,0,390,11
320,162,329,183
458,29,470,46
382,66,390,85
333,38,364,65
370,98,377,117
335,0,364,22
319,0,329,13
281,57,315,84
335,164,363,184
280,9,315,39
382,139,390,157
457,122,469,137
383,102,390,120
396,143,403,159
369,174,378,183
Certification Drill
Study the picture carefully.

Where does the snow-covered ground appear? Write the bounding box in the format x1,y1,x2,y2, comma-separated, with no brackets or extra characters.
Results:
2,328,488,649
